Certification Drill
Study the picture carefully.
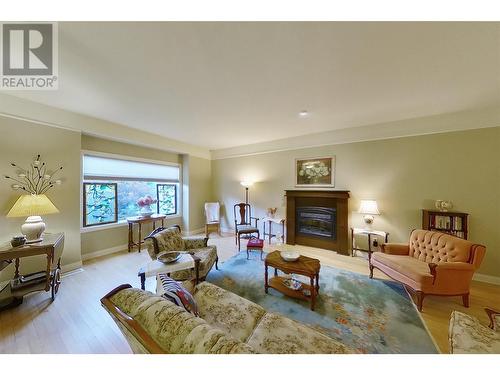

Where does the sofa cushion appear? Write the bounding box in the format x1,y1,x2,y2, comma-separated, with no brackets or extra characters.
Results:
246,312,350,354
449,310,500,354
372,252,434,288
193,282,266,343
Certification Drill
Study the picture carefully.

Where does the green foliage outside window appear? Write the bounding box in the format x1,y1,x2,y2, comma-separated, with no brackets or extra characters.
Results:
83,181,178,227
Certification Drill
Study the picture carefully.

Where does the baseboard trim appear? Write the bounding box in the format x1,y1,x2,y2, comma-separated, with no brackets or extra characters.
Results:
184,228,205,236
473,273,500,285
61,261,83,274
81,244,128,261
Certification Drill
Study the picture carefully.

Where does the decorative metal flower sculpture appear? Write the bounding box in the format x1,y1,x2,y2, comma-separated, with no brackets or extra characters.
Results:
4,154,63,194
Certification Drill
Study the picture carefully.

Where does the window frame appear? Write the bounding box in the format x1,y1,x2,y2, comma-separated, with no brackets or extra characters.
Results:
82,182,119,227
156,183,178,216
80,150,182,232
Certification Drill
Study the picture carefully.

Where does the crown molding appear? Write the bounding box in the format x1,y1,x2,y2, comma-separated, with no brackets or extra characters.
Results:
211,106,500,160
0,93,211,160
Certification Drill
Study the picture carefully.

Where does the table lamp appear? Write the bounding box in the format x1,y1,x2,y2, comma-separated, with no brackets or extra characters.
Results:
7,194,59,243
358,200,380,225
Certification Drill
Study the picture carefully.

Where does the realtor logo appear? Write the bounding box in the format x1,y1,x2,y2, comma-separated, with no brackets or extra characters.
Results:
1,22,58,90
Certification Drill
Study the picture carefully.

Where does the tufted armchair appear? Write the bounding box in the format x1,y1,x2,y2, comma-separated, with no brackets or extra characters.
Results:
144,225,218,281
369,229,486,311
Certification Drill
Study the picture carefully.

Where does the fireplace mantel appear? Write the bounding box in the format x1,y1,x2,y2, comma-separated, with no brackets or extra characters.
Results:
285,190,350,255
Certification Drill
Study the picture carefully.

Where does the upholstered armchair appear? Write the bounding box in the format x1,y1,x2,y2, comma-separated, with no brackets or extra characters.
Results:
449,308,500,353
144,225,218,281
369,229,486,311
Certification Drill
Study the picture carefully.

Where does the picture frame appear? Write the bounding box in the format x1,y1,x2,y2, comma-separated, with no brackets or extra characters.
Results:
295,156,335,187
83,182,118,227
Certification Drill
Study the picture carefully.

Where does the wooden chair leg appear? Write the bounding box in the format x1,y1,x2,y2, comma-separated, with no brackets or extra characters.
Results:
369,264,374,278
416,291,425,312
215,256,219,270
462,293,470,308
238,234,241,251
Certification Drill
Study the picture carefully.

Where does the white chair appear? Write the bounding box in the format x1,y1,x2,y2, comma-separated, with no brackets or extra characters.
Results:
205,202,220,236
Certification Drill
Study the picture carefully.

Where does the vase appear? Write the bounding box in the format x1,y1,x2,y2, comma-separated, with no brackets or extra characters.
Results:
139,205,154,217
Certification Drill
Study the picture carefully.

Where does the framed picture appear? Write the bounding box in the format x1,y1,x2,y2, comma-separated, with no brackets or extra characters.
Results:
83,182,118,227
295,156,335,187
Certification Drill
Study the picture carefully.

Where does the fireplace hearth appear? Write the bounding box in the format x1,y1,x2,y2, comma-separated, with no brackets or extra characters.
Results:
285,190,349,255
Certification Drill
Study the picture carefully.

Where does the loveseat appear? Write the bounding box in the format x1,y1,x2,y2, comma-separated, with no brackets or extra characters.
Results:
101,282,351,354
369,229,486,311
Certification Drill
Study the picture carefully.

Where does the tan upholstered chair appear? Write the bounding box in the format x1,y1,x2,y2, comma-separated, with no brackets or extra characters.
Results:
369,229,486,311
449,308,500,353
144,225,218,281
204,202,220,236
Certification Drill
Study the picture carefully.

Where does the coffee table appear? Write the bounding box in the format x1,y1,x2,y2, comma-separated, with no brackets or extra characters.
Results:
264,250,320,310
138,253,200,290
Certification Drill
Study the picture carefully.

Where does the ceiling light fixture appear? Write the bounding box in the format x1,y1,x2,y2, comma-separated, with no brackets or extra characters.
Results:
299,110,309,118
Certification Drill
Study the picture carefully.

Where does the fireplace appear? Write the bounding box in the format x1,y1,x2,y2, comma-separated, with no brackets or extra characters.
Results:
296,207,336,239
285,190,349,255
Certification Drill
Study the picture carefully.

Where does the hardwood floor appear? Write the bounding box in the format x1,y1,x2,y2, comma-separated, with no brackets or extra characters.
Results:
0,233,498,354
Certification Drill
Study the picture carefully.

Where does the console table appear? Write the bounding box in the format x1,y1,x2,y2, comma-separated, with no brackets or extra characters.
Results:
0,233,64,311
350,227,389,259
127,214,166,252
262,216,285,244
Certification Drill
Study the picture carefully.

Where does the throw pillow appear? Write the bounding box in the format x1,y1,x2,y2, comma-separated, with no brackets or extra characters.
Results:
157,273,199,316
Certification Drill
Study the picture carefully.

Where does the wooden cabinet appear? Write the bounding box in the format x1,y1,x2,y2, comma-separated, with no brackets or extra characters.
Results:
422,210,468,239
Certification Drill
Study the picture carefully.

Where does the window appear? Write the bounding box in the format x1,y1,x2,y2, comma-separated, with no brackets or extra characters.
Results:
83,154,180,227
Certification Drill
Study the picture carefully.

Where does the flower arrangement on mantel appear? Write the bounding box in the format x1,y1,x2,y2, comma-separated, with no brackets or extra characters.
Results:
4,154,63,194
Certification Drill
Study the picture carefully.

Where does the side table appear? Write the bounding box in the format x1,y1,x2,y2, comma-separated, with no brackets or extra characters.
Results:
0,233,64,311
138,253,200,290
127,214,166,252
350,227,389,259
262,216,285,244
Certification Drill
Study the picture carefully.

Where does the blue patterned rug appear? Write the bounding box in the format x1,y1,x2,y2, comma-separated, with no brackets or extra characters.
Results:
206,252,438,354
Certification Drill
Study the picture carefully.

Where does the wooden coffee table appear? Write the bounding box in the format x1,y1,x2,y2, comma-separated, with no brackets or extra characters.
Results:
264,250,320,310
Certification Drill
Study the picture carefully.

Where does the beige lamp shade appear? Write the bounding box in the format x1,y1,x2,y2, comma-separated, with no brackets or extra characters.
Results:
358,200,380,215
7,194,59,218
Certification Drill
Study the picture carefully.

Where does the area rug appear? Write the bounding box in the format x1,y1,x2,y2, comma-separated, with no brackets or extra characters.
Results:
206,252,438,354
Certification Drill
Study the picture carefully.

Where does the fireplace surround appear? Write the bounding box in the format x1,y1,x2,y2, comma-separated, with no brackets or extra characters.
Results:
285,190,349,255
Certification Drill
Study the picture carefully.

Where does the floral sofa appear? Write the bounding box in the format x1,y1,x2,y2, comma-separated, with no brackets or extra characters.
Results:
101,281,351,354
144,225,218,280
449,308,500,353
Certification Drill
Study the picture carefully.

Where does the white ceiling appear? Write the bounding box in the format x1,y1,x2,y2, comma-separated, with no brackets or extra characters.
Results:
9,22,500,150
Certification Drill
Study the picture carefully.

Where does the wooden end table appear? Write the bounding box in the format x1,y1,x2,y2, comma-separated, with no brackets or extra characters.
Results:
127,214,166,252
0,233,64,311
264,250,320,311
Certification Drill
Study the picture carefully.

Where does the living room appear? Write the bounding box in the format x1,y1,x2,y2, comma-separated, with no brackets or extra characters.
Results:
1,1,499,373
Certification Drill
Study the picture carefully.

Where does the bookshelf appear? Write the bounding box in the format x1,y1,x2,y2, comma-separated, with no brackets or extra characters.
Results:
422,209,468,239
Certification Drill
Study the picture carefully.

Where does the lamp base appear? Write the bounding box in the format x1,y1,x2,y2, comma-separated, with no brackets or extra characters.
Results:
363,215,374,225
21,216,45,243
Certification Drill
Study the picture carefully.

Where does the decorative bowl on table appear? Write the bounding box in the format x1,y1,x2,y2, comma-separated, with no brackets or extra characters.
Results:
157,251,181,264
280,250,300,262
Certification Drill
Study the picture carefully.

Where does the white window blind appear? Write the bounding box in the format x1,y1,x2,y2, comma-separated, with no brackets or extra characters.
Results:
83,155,179,182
